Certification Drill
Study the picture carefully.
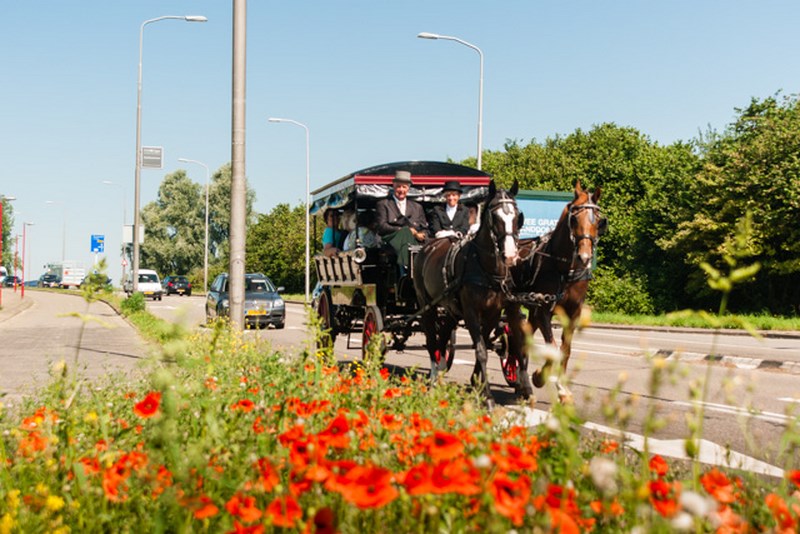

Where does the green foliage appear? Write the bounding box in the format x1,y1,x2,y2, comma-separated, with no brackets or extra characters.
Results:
0,197,14,272
246,203,306,293
587,265,655,315
120,292,145,315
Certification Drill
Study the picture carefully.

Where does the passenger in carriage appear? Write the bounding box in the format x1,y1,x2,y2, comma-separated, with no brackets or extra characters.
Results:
467,202,480,235
342,210,380,251
321,208,346,257
428,180,470,239
375,170,429,271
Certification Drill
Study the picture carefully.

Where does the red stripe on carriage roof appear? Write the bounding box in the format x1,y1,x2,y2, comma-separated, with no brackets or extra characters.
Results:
353,175,492,186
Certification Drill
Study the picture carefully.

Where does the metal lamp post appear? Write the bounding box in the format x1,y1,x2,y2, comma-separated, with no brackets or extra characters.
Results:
102,180,128,286
417,32,484,170
268,117,311,303
21,222,33,299
0,195,16,307
177,158,210,294
44,200,66,262
133,15,207,293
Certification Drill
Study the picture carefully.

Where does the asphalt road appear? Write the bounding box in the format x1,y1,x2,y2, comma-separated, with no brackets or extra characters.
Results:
3,290,799,473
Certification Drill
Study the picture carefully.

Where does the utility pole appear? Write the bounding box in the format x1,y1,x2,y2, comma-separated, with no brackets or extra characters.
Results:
229,0,247,329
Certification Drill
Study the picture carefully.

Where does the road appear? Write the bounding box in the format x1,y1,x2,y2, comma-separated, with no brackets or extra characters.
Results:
3,290,799,474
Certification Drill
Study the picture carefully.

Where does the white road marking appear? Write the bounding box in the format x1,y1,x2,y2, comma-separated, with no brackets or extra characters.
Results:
777,397,800,404
669,400,790,425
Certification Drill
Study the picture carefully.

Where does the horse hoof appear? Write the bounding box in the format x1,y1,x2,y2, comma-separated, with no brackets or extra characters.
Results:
558,391,574,405
532,370,545,388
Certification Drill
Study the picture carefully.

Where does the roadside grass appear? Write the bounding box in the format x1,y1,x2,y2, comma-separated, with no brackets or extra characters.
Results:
591,310,800,332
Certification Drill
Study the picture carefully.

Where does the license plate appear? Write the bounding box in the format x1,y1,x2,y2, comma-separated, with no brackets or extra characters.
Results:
246,310,266,316
144,291,153,295
177,289,185,294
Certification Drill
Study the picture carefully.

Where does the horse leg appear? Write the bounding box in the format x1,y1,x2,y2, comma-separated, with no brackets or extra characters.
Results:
464,309,494,409
530,307,558,388
436,315,458,373
506,303,533,399
420,307,441,383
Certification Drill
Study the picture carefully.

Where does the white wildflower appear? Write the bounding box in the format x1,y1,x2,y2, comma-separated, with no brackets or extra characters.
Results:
589,457,618,496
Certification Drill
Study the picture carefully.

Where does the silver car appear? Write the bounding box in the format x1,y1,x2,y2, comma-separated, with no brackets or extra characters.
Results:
206,273,285,329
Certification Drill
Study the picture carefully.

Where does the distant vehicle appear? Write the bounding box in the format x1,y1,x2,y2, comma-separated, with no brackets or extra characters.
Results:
206,273,285,329
162,275,192,296
44,261,86,289
38,273,61,288
2,275,21,288
123,269,163,300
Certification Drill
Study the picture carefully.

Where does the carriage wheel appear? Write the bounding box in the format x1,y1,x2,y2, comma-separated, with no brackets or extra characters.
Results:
362,305,387,361
495,324,519,387
315,290,336,350
445,329,457,371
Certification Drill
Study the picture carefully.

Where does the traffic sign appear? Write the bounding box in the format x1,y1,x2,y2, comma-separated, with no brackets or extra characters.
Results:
142,146,163,169
91,234,105,253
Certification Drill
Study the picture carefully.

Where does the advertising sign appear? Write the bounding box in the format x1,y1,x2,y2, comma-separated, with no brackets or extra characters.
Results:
516,190,573,239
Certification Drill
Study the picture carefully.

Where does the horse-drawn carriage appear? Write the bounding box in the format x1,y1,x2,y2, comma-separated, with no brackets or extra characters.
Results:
312,160,605,404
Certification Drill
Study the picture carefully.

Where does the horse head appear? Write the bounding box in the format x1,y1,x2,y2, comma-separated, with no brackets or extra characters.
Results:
567,180,605,267
483,179,523,267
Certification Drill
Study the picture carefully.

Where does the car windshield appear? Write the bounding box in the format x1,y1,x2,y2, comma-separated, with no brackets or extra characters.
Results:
246,278,275,293
139,274,158,283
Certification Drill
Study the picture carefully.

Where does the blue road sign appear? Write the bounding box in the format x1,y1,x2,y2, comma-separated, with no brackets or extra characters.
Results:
91,234,105,253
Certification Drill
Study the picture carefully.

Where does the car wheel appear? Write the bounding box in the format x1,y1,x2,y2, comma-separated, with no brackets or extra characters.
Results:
275,321,285,330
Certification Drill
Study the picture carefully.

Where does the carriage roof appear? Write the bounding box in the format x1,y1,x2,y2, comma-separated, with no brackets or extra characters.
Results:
309,161,492,215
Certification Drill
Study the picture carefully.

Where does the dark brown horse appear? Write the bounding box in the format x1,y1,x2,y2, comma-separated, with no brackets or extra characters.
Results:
413,180,532,404
507,180,605,401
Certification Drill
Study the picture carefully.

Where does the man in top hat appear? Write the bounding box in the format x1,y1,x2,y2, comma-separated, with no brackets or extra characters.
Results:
428,180,471,239
375,170,428,271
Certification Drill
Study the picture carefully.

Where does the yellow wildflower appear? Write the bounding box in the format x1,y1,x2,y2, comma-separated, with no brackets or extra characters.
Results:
36,482,50,496
5,490,20,510
0,513,15,534
83,411,99,423
46,495,65,512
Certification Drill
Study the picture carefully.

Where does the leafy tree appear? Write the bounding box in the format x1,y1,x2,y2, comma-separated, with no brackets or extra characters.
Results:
246,203,305,293
1,197,14,272
660,94,800,314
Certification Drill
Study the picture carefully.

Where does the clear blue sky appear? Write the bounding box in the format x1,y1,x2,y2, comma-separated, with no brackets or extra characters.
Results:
3,1,799,285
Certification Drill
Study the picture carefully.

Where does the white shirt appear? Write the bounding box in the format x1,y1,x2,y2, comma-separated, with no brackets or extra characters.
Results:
394,197,407,216
445,205,457,220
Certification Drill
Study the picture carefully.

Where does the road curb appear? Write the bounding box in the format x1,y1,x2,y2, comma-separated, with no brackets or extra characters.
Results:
656,349,800,375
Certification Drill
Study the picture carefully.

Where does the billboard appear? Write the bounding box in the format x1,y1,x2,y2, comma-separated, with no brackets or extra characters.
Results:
516,190,572,239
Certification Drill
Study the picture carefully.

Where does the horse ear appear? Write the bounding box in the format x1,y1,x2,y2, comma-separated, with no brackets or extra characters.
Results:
509,179,519,197
488,180,497,199
592,186,602,203
517,212,525,229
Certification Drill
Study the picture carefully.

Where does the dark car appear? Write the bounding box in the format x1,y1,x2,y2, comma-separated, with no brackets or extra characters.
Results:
206,273,285,329
2,276,22,288
38,273,61,288
162,275,192,296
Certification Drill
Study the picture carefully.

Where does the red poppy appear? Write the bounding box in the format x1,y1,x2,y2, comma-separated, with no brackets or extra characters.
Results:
308,507,337,534
336,465,399,509
102,462,130,502
133,391,161,418
278,424,306,447
383,387,402,399
317,413,350,449
765,493,797,532
701,468,736,504
787,470,800,490
379,368,390,380
232,399,256,412
401,462,435,496
648,454,668,477
649,479,680,517
225,493,263,523
17,431,48,456
229,520,265,534
430,458,481,496
323,459,359,493
490,472,531,526
601,439,619,454
266,495,303,528
379,413,403,431
423,430,464,462
78,456,101,476
255,457,280,492
193,495,219,519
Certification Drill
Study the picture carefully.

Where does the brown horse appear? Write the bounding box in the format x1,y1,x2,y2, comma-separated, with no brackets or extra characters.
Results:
413,180,532,405
507,180,605,401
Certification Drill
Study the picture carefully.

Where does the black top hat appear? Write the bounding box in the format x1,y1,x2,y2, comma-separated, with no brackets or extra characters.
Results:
442,180,462,194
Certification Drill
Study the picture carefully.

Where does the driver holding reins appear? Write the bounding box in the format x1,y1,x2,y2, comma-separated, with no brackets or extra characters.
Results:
375,170,428,272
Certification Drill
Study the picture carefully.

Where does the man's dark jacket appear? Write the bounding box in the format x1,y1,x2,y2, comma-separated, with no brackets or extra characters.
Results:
428,204,470,236
375,196,428,236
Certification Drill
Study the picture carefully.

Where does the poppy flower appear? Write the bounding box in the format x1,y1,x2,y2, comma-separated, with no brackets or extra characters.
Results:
401,462,435,496
490,473,531,526
266,495,302,528
431,458,481,496
601,439,620,454
254,458,280,493
649,479,680,518
648,454,669,477
317,413,350,449
765,493,797,532
337,465,399,509
424,430,464,462
787,470,800,490
229,520,265,534
700,468,736,504
308,507,337,534
225,493,263,523
17,431,48,457
379,413,403,431
193,495,219,519
231,399,256,412
133,392,161,418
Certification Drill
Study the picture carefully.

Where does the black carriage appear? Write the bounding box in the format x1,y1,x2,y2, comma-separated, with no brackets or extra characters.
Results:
311,161,492,359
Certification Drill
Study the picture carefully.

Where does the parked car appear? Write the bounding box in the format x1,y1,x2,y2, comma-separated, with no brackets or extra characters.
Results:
206,273,285,329
2,275,21,288
123,269,163,300
38,273,61,288
162,275,192,296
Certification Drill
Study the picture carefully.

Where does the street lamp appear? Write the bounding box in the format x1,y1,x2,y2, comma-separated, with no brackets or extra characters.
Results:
0,194,16,308
45,200,66,262
268,117,311,303
177,158,210,295
417,32,484,170
21,222,34,299
102,180,128,285
133,15,207,293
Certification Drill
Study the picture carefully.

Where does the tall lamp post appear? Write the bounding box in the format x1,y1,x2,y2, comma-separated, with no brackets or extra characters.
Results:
268,117,311,303
21,222,34,299
102,180,128,286
0,195,16,308
417,32,484,170
177,158,210,294
133,14,207,294
44,200,66,261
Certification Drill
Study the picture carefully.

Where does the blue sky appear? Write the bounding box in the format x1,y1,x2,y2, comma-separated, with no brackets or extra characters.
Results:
2,1,799,284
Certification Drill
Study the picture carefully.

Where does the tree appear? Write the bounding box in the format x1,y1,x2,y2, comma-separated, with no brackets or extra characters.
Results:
1,198,14,272
246,203,305,293
206,163,257,278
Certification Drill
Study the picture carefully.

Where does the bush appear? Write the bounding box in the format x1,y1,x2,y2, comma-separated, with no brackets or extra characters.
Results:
587,266,655,315
120,292,145,315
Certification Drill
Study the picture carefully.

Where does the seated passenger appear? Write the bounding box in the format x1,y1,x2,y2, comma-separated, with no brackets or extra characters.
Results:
466,203,480,236
321,208,346,257
375,170,428,270
428,180,470,239
343,210,380,251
